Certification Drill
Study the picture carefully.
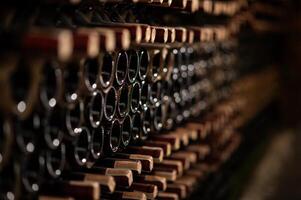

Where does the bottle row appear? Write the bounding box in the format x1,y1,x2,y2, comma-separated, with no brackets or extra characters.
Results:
0,67,279,199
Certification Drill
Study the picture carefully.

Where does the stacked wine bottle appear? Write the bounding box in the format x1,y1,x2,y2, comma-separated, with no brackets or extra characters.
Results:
0,0,283,199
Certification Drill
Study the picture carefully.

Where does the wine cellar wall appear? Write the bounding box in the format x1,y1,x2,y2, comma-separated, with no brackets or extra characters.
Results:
0,0,293,200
